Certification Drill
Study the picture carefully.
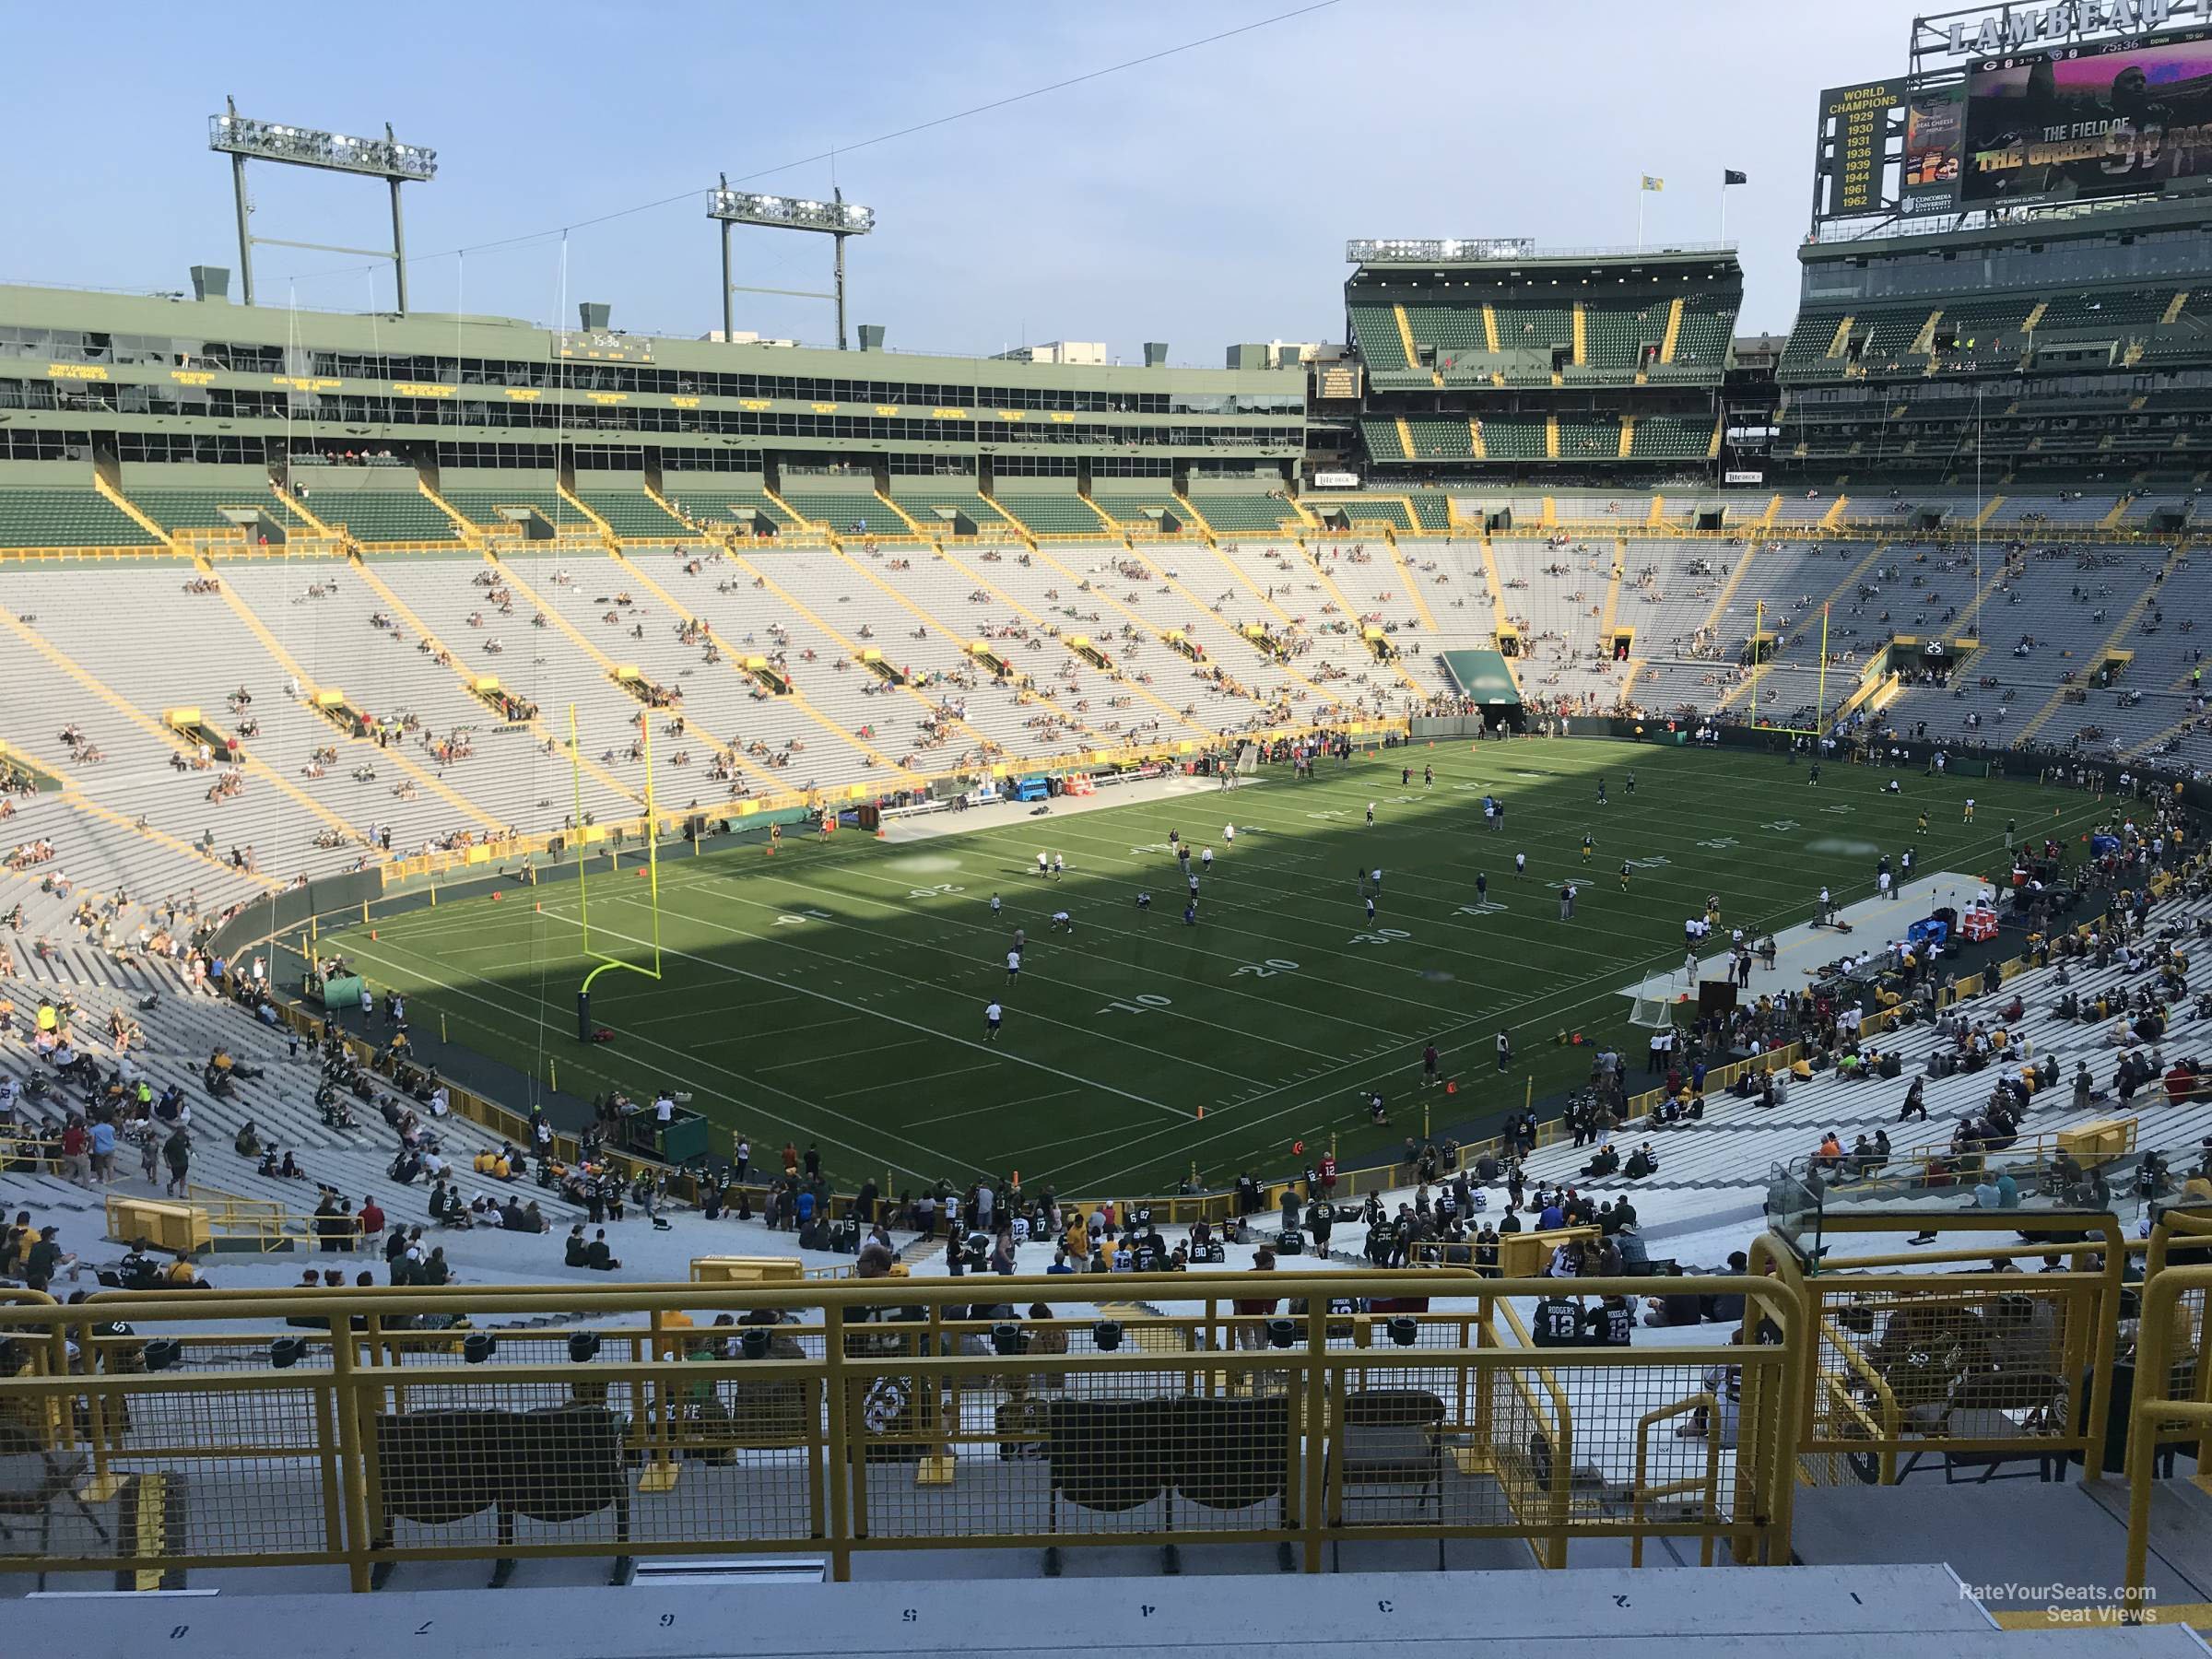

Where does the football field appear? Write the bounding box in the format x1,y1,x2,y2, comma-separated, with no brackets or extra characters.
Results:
320,740,2107,1196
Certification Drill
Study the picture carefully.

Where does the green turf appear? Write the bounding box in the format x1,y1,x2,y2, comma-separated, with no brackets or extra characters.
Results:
320,741,2108,1198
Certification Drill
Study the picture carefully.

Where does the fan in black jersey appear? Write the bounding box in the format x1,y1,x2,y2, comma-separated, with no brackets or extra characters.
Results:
1530,1293,1585,1347
1583,1294,1634,1347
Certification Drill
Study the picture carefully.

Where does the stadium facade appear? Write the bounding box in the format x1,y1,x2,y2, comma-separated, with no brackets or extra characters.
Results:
0,283,1309,547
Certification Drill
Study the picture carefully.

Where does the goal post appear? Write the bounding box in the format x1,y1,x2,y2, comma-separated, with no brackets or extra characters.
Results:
571,700,664,1041
1629,992,1676,1030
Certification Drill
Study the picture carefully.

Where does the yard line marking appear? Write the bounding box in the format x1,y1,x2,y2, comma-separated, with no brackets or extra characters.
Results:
606,885,1290,1079
623,997,804,1030
756,1035,927,1068
823,1060,997,1100
543,903,1200,1120
338,934,999,1180
903,1088,1081,1128
1056,796,2116,1187
749,863,1437,1028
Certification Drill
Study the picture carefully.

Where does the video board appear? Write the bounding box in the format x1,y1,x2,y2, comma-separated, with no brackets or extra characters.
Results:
1959,23,2212,205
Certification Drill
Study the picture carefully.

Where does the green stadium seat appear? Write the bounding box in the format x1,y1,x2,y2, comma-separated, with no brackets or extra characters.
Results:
994,493,1104,535
441,488,590,530
1185,491,1300,533
777,492,885,535
308,490,463,543
1480,418,1546,462
1630,416,1712,461
1405,419,1474,461
579,490,691,538
1303,496,1415,532
1557,418,1619,460
1089,492,1188,532
123,488,289,536
886,485,1018,534
1358,418,1409,463
1348,304,1412,372
0,488,163,548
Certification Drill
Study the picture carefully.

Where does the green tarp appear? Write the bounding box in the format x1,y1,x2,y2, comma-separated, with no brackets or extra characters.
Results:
1439,649,1522,704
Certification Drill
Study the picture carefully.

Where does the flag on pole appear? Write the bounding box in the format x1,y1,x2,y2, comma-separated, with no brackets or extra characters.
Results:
1641,175,1665,192
1724,169,1748,185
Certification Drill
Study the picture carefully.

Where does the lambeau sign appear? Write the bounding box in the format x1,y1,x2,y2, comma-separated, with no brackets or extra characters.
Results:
1938,0,2174,57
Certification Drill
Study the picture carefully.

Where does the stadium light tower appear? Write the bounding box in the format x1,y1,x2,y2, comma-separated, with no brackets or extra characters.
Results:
708,178,875,350
208,97,438,312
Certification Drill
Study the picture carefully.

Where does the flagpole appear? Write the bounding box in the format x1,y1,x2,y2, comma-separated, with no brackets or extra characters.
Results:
1720,178,1727,243
1637,182,1644,250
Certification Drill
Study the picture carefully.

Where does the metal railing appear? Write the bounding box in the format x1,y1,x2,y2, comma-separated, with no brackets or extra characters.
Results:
2125,1208,2212,1603
185,1186,305,1251
0,1270,1799,1586
1758,1215,2123,1497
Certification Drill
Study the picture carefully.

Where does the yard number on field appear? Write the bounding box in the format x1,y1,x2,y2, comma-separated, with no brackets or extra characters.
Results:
1349,927,1411,947
1100,993,1173,1016
773,909,832,925
1234,959,1300,978
909,884,964,899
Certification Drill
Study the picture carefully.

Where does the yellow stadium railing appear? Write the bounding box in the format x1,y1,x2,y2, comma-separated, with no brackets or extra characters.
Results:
0,1270,1800,1587
1756,1214,2123,1500
2125,1207,2212,1604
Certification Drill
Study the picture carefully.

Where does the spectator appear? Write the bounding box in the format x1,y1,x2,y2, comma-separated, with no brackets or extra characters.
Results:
1232,1246,1278,1349
22,1224,70,1291
162,1126,192,1196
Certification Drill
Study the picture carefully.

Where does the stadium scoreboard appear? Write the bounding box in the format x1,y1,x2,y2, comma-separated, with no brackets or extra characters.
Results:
1813,0,2212,229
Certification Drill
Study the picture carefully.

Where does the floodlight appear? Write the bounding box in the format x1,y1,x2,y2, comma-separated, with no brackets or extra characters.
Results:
707,178,876,349
207,98,437,312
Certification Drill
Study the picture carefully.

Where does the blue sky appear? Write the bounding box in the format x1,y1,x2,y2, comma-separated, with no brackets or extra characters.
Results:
6,1,1936,359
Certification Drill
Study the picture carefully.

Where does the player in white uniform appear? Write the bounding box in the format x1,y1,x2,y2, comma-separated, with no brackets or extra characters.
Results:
1051,910,1073,933
1006,949,1022,985
1514,851,1525,877
1222,824,1234,848
1052,853,1065,879
1035,851,1049,877
1201,846,1214,873
984,1002,1003,1041
990,893,1002,917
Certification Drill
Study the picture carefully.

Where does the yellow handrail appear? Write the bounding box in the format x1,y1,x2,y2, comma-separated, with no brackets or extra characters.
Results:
1631,1392,1720,1564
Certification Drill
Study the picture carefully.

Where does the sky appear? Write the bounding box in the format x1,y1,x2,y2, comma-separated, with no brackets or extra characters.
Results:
4,0,1940,362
